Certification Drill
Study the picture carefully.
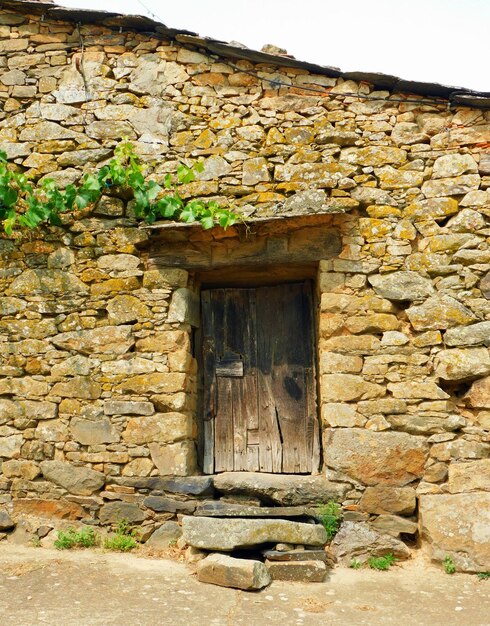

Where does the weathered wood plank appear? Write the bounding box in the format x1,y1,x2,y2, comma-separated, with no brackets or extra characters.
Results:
256,287,283,473
214,377,234,472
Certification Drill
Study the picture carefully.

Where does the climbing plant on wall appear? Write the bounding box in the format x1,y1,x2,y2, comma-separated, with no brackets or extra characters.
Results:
0,141,238,235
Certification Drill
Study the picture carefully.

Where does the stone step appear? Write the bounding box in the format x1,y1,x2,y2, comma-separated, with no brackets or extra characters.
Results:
194,501,317,519
213,472,348,505
182,516,327,551
265,559,327,582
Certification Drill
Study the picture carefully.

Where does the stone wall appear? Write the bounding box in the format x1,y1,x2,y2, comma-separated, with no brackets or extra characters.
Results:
1,3,490,570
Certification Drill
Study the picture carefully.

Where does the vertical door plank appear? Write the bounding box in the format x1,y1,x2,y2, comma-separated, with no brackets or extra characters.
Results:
269,283,309,473
256,287,283,473
302,282,320,472
214,377,234,472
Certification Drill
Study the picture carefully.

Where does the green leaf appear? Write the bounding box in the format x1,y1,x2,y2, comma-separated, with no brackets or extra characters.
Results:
3,209,17,235
177,164,195,184
163,173,173,189
200,215,215,229
146,180,162,201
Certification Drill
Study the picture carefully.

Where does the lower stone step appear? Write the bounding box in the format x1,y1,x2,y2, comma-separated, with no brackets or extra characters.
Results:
265,559,327,582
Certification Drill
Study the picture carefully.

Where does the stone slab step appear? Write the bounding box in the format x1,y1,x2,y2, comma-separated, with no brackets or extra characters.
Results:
213,472,348,505
265,559,327,582
182,516,327,551
194,501,316,519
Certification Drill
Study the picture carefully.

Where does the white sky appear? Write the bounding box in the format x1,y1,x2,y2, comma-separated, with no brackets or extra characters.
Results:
58,0,490,91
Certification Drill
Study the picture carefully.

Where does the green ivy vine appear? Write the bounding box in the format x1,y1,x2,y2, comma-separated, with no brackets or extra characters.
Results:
0,141,238,236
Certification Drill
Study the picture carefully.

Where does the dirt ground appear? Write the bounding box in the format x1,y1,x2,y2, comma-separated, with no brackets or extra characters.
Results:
0,544,489,626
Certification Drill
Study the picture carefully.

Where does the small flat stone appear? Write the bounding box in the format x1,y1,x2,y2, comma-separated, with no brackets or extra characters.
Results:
331,521,411,564
194,501,315,518
143,496,196,514
113,475,214,496
0,509,15,531
146,521,182,548
99,502,146,524
265,560,327,582
263,549,334,565
197,553,271,590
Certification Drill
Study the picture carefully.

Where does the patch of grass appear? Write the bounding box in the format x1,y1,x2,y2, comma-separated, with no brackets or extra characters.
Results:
443,555,456,575
103,518,139,552
30,536,42,548
316,500,342,541
368,553,397,571
103,533,138,552
54,527,98,550
349,558,362,569
477,572,490,580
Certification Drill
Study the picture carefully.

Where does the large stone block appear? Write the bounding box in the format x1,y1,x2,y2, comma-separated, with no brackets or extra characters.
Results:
447,460,490,493
13,498,84,520
464,376,490,408
8,269,87,295
50,376,101,400
330,521,410,564
99,501,146,524
422,174,480,198
407,295,476,331
116,373,187,394
70,417,119,446
368,271,433,301
340,146,407,167
433,154,478,178
0,434,22,458
149,441,196,476
360,485,416,515
435,348,490,381
197,554,271,590
419,493,490,572
103,400,154,416
213,472,348,505
52,326,135,355
166,288,200,327
123,413,193,445
107,295,150,324
321,374,385,402
182,516,327,550
325,429,428,486
445,322,490,347
40,460,105,496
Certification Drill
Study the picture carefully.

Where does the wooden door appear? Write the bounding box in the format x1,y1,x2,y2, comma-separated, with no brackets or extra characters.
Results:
201,282,319,474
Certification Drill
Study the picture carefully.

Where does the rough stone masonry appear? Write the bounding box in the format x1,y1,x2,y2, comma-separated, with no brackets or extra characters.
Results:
0,0,489,572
